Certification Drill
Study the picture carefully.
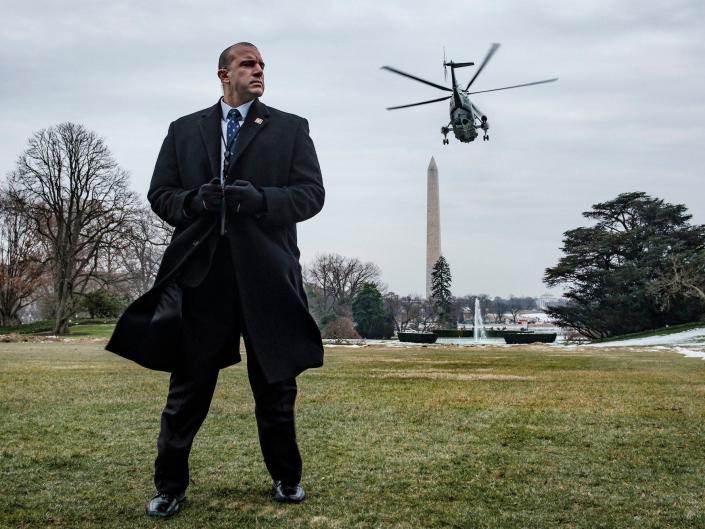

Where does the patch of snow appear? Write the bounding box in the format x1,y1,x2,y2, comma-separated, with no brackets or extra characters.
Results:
674,346,705,359
590,327,705,347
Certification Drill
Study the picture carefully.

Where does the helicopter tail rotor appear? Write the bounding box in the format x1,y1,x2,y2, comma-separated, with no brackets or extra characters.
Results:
443,46,447,82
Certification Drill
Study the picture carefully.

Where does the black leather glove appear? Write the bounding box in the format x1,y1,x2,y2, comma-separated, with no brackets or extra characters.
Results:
188,178,223,216
224,180,265,215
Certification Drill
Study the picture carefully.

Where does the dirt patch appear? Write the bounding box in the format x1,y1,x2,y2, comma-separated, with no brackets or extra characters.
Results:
371,368,532,381
0,334,107,344
0,334,61,343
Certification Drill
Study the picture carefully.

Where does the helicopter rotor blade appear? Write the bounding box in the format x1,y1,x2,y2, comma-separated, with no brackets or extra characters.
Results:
386,95,452,111
465,42,500,90
443,46,447,82
381,66,452,92
469,77,559,95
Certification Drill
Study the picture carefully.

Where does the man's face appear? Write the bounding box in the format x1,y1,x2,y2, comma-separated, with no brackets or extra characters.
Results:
219,45,265,105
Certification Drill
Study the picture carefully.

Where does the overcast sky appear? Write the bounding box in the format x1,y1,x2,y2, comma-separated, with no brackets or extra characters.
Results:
2,0,704,298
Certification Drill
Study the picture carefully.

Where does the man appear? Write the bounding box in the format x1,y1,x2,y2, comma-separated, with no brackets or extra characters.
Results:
106,42,325,518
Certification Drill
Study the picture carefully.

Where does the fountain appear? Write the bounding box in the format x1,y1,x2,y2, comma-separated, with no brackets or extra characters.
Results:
473,298,487,342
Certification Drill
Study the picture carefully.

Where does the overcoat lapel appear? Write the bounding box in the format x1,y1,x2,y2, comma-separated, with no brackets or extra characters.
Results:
225,99,270,180
198,102,222,181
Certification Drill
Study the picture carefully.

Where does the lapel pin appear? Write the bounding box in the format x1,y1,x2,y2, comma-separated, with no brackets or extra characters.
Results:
254,118,263,125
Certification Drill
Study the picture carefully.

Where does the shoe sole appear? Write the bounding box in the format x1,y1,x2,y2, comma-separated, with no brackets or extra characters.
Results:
145,497,185,518
274,494,305,504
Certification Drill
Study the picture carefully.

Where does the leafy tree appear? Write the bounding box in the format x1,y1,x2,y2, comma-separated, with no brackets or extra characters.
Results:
78,289,126,319
544,192,705,338
352,282,394,338
431,255,454,328
319,313,338,328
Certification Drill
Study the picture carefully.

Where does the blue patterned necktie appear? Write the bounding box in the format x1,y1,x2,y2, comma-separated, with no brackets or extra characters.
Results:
226,108,242,153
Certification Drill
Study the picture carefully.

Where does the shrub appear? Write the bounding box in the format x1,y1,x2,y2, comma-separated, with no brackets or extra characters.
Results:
321,317,361,340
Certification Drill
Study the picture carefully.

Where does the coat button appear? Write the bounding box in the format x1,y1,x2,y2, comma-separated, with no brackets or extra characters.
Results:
192,240,199,246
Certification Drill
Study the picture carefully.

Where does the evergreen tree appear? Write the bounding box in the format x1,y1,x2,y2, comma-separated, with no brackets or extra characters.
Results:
431,255,454,328
544,192,705,338
352,282,394,338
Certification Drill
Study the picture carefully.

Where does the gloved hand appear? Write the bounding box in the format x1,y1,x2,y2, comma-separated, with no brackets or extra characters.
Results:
224,180,265,215
188,178,223,216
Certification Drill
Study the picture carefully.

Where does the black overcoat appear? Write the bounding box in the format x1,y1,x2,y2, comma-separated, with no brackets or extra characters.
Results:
106,99,325,383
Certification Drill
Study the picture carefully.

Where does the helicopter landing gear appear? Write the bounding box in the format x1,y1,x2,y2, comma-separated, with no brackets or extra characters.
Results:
480,116,489,141
441,126,450,145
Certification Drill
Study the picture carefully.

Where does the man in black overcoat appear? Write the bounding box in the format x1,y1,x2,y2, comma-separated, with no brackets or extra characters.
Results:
106,42,324,518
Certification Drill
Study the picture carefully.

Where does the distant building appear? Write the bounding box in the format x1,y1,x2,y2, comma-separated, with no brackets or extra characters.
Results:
536,294,565,310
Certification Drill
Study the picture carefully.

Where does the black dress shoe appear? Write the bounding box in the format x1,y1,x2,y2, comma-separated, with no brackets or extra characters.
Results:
146,491,186,518
273,481,305,503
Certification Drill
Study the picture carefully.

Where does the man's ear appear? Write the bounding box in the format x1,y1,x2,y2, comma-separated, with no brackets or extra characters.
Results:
217,69,229,83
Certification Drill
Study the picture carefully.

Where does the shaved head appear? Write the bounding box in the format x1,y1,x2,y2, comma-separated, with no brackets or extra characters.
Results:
217,43,265,107
218,42,258,70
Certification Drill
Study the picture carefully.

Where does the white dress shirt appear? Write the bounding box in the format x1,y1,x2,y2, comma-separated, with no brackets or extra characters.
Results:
219,98,254,181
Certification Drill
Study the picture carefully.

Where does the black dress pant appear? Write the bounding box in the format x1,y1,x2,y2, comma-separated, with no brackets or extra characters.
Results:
154,239,302,494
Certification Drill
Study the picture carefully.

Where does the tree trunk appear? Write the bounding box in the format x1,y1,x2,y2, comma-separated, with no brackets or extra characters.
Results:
0,313,21,327
53,314,70,335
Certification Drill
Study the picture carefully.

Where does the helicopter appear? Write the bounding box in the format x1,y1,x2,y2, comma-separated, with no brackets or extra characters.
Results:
381,43,558,144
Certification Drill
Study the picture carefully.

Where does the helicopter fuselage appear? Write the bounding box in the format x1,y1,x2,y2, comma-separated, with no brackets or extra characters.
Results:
449,90,479,143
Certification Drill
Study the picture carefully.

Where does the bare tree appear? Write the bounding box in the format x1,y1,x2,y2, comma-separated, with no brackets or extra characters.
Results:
304,253,381,319
384,293,423,333
650,253,705,307
477,294,491,319
417,297,438,330
7,123,140,334
0,193,45,325
507,296,536,323
488,297,507,324
457,294,490,323
452,295,474,325
117,205,173,298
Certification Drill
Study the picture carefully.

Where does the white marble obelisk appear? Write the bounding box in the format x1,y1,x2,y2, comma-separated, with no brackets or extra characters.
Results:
426,156,441,298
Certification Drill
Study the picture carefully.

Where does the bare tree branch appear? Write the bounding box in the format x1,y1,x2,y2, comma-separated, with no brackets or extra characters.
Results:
6,123,140,334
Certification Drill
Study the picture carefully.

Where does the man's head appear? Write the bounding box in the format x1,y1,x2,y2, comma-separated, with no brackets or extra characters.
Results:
217,42,265,107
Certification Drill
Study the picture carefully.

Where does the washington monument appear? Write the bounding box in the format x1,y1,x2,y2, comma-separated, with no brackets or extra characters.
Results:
426,156,441,298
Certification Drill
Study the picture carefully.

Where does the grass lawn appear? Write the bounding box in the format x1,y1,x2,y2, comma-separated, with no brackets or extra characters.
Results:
0,320,117,339
1,341,704,529
58,323,117,339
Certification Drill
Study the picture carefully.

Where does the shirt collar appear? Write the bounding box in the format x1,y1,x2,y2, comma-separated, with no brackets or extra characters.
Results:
220,97,254,121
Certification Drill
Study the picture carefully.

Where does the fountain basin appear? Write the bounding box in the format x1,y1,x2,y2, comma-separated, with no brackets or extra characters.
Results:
397,332,438,344
503,332,557,344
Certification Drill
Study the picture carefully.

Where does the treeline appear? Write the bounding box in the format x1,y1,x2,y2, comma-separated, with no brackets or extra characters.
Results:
0,122,547,338
7,125,695,342
302,252,544,339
